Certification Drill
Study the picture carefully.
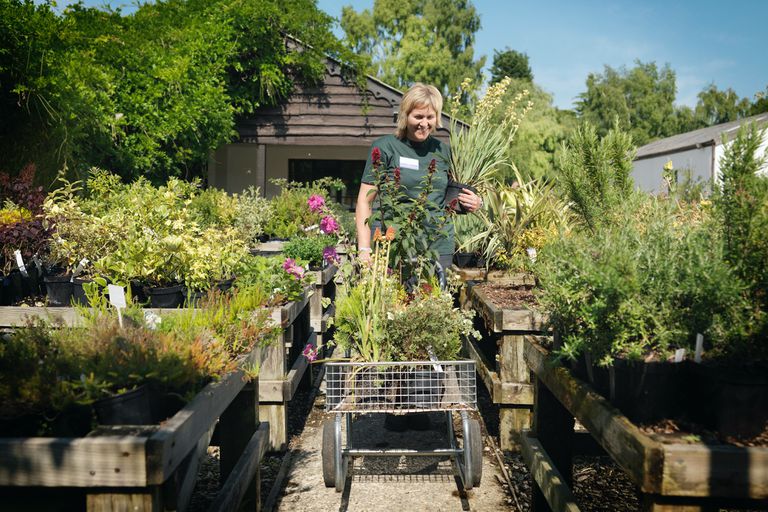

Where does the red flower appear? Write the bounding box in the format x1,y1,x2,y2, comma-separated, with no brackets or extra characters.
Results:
428,159,437,175
371,147,381,167
394,167,401,186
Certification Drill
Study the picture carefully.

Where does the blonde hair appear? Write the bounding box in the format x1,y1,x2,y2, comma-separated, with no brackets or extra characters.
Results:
395,83,443,139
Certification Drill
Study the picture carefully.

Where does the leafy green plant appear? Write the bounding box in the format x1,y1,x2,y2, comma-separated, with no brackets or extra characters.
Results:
234,186,274,245
447,77,531,190
234,254,311,305
556,122,635,232
283,235,337,269
536,197,748,367
462,167,571,270
264,178,343,239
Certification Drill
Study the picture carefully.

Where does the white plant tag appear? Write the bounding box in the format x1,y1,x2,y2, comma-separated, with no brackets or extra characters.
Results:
108,284,127,309
70,258,89,281
14,250,28,277
426,346,444,372
526,247,537,263
694,334,704,363
32,254,43,276
399,156,419,170
674,348,686,363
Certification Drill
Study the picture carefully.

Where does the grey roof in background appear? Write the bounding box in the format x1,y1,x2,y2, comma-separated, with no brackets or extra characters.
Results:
635,112,768,159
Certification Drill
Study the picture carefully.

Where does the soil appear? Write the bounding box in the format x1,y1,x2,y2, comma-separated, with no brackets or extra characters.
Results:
474,282,537,309
640,418,768,448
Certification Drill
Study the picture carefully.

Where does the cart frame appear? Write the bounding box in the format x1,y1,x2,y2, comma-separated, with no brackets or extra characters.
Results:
322,360,482,491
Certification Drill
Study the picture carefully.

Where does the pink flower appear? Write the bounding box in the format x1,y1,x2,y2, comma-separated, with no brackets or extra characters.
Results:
282,258,305,280
322,246,339,265
319,215,339,234
302,343,318,362
371,147,381,166
307,194,325,213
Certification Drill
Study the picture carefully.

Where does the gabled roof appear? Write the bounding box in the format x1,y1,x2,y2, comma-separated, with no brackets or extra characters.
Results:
635,112,768,160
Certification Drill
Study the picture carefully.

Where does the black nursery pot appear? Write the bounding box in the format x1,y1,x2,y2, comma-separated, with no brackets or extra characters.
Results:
44,274,74,307
94,385,155,425
402,370,446,408
147,283,185,308
71,277,93,306
453,252,478,268
445,180,478,214
0,273,11,306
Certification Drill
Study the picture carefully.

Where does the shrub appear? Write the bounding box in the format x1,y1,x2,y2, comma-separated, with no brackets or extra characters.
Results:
283,235,337,268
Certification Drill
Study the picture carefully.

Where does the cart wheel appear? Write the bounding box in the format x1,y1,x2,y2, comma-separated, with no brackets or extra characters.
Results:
322,419,336,488
464,418,483,488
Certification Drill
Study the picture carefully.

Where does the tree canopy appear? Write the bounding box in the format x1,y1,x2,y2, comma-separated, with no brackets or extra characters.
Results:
0,0,359,185
490,48,532,84
339,0,485,99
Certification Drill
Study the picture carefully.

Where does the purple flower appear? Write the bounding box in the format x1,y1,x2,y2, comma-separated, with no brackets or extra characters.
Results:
282,258,305,280
322,246,339,265
302,343,318,362
319,215,339,234
307,194,325,213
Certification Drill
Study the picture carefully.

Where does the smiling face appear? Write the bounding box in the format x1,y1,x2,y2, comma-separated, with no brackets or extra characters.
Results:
405,105,437,143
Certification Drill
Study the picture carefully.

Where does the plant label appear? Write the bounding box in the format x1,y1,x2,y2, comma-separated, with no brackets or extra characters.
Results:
108,284,127,309
14,250,28,277
71,258,89,281
674,348,686,363
32,254,43,276
526,247,537,263
694,334,704,363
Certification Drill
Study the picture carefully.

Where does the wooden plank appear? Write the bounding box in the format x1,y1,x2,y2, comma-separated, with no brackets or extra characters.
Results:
469,286,545,333
145,354,256,484
259,404,287,453
463,336,497,400
162,424,215,512
521,434,581,512
0,306,81,327
524,337,665,493
500,407,532,451
209,423,270,512
499,334,530,384
661,443,768,499
86,488,163,512
0,434,150,487
463,337,533,405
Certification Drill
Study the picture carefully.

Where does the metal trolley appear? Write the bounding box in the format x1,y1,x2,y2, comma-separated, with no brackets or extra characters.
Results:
322,360,482,491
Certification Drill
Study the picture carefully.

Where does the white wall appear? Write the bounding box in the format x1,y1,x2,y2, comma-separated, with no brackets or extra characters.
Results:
631,146,714,194
208,143,370,196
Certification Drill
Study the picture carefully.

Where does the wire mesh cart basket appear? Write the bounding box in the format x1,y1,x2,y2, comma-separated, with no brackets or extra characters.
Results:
322,360,482,491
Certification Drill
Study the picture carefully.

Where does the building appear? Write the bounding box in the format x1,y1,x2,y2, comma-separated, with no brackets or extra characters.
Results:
207,48,456,208
631,112,768,194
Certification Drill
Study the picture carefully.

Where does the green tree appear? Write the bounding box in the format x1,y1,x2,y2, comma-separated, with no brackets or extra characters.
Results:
490,48,532,84
576,60,678,146
339,0,485,98
694,84,752,126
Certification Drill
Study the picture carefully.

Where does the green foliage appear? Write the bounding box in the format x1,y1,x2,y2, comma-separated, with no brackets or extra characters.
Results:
537,198,749,367
234,187,273,246
556,123,636,232
714,123,768,321
576,61,678,146
1,0,360,184
386,280,477,361
283,235,337,269
234,254,311,305
263,178,343,239
339,0,486,99
490,48,532,83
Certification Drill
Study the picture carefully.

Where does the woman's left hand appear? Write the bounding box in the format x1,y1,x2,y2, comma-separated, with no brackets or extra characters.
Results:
458,188,483,213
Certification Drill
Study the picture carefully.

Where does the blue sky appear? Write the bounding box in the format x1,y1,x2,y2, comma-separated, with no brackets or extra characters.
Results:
48,0,768,110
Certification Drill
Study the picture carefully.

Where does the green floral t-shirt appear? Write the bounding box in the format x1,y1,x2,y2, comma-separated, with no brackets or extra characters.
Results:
361,134,453,255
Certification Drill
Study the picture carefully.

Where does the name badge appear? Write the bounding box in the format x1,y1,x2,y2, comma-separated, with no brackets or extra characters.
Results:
399,156,419,170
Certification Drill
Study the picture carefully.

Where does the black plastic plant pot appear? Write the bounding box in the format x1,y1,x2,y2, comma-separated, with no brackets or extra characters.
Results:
402,370,446,408
445,180,478,214
94,385,155,425
182,287,205,307
0,273,11,306
44,274,74,307
147,283,185,308
215,277,235,292
71,277,93,306
453,252,478,268
130,280,149,305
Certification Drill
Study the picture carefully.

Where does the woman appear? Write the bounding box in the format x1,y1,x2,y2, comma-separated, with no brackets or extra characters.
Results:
355,83,482,268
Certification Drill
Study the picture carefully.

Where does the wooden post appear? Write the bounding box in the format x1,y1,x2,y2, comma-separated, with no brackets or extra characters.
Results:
259,330,288,451
531,374,575,512
642,495,718,512
220,381,260,511
498,334,532,450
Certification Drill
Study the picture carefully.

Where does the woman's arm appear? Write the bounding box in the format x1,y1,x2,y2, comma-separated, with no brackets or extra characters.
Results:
355,183,378,261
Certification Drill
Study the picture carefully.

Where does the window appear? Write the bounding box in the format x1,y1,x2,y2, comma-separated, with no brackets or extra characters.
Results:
288,159,366,209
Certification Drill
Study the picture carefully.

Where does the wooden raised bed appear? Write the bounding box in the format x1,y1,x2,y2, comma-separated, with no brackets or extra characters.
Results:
462,281,547,451
522,336,768,512
0,348,269,512
0,291,313,453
